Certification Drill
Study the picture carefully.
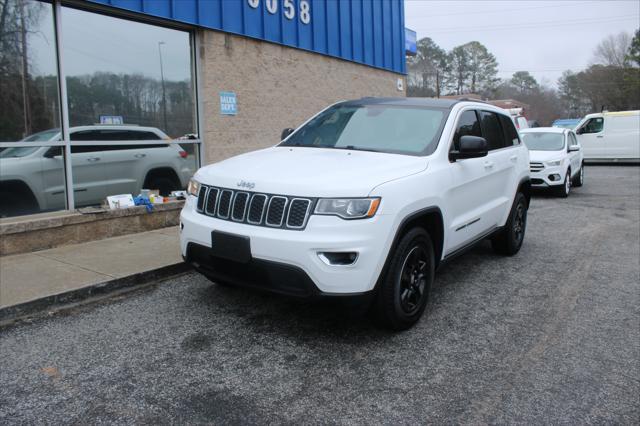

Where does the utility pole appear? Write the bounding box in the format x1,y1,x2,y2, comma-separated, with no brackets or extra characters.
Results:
158,41,168,134
19,0,31,138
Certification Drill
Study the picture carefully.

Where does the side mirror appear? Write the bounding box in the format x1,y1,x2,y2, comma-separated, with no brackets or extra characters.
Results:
450,135,488,161
575,128,584,135
569,145,580,152
281,128,294,141
43,146,63,158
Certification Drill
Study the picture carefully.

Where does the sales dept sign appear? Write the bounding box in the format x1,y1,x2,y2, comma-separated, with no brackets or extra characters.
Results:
220,92,237,115
247,0,311,24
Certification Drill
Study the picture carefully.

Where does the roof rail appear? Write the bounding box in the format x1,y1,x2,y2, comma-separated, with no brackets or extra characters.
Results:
456,97,489,104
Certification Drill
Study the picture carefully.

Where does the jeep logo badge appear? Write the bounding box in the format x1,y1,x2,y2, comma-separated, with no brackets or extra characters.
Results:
237,180,255,190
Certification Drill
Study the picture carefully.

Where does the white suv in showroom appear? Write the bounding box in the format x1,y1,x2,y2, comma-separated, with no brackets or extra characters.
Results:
520,127,584,197
181,98,531,330
0,125,192,217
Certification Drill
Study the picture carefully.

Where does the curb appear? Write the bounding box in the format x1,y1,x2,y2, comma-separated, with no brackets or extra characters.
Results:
0,262,193,326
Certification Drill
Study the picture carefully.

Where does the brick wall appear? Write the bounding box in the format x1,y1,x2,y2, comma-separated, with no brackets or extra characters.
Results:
199,30,406,164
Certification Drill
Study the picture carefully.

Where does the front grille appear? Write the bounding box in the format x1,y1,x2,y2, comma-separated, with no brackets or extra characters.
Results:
196,185,314,231
530,162,544,173
287,199,311,228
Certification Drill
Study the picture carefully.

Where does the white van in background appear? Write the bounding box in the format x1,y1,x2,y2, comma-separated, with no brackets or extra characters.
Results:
575,111,640,162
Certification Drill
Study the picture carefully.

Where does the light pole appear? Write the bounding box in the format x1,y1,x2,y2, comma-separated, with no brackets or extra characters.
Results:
158,41,168,133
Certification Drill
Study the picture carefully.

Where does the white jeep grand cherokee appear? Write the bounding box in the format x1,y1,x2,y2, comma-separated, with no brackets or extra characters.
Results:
181,98,531,330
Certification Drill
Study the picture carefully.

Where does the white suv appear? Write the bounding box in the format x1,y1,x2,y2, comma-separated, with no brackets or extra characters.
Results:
520,127,584,197
180,98,531,330
0,125,192,217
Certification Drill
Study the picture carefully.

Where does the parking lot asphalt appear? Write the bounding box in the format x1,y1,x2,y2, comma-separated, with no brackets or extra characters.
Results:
1,165,639,425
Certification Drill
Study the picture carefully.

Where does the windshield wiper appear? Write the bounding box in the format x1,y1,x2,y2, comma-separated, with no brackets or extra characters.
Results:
333,145,381,153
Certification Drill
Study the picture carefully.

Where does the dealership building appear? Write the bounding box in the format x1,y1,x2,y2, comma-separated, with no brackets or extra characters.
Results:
0,0,409,221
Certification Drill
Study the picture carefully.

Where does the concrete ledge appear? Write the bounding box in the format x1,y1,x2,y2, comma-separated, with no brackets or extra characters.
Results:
0,262,192,326
0,201,184,256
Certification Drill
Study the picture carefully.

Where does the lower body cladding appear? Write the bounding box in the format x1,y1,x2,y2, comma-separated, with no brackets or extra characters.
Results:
179,203,393,297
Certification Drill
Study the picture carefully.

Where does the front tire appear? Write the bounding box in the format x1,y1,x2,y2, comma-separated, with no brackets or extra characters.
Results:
492,192,528,256
556,169,571,198
572,163,584,187
374,227,435,331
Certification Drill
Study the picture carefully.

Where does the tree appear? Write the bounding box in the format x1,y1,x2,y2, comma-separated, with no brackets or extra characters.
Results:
444,41,498,96
510,71,538,95
407,37,448,97
627,29,640,67
592,32,632,68
465,41,499,95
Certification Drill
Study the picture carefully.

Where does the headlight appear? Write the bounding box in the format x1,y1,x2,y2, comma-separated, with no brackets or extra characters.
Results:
187,179,200,197
546,159,562,167
314,198,381,219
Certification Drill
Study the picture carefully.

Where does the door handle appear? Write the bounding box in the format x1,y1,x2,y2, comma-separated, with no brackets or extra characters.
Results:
510,155,518,163
596,135,604,138
484,161,494,169
134,153,146,159
87,157,100,162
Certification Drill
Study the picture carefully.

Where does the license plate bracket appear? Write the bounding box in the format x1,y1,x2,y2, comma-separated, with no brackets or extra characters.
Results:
210,231,252,263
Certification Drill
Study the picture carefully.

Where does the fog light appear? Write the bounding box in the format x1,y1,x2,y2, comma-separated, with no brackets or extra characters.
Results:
549,174,561,181
318,251,358,266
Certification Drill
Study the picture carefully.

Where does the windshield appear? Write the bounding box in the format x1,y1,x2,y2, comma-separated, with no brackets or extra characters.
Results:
1,129,60,158
553,122,577,129
522,132,565,151
280,104,447,156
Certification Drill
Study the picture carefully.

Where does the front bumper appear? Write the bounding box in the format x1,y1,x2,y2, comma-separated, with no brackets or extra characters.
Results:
530,165,565,187
179,197,393,294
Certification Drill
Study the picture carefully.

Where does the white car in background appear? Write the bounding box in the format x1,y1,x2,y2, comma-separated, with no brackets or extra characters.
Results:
521,127,584,197
575,110,640,162
0,125,192,217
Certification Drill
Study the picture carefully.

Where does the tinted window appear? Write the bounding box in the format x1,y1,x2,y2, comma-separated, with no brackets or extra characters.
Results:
452,110,481,151
498,114,520,146
581,117,604,134
479,111,505,150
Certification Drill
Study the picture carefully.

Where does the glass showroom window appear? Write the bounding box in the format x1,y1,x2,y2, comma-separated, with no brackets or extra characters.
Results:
0,0,67,218
60,5,199,203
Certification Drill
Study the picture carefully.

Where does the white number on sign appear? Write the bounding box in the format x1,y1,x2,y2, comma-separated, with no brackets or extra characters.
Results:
299,0,310,24
265,0,278,14
246,0,311,24
283,0,295,20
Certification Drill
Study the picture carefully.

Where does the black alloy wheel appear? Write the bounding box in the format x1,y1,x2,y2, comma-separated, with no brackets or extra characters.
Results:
398,246,429,315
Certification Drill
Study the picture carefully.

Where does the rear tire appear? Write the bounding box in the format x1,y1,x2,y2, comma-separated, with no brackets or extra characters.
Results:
0,190,39,218
491,192,527,256
146,176,179,196
374,227,435,331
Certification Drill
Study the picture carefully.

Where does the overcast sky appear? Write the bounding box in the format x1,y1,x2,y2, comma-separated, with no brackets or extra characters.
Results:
404,0,640,86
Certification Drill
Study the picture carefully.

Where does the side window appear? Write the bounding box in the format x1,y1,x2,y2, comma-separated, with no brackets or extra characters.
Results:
581,117,604,134
70,131,103,153
569,133,579,146
452,110,481,151
498,114,520,146
479,111,505,150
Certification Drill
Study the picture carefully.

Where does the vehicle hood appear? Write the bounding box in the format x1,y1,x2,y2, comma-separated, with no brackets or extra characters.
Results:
528,150,565,162
195,147,428,197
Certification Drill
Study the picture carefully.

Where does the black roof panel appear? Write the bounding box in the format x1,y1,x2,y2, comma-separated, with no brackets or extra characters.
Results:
342,97,475,108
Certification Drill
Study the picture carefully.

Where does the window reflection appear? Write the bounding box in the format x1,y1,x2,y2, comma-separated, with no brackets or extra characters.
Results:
61,7,195,139
0,0,60,142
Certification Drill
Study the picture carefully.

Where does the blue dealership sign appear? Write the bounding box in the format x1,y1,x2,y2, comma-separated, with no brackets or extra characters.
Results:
405,28,417,56
220,91,237,115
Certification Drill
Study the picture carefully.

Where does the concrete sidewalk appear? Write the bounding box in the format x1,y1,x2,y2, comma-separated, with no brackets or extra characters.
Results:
0,226,186,315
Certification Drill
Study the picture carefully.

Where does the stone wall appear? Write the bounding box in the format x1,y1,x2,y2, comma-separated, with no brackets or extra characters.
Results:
199,30,406,164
